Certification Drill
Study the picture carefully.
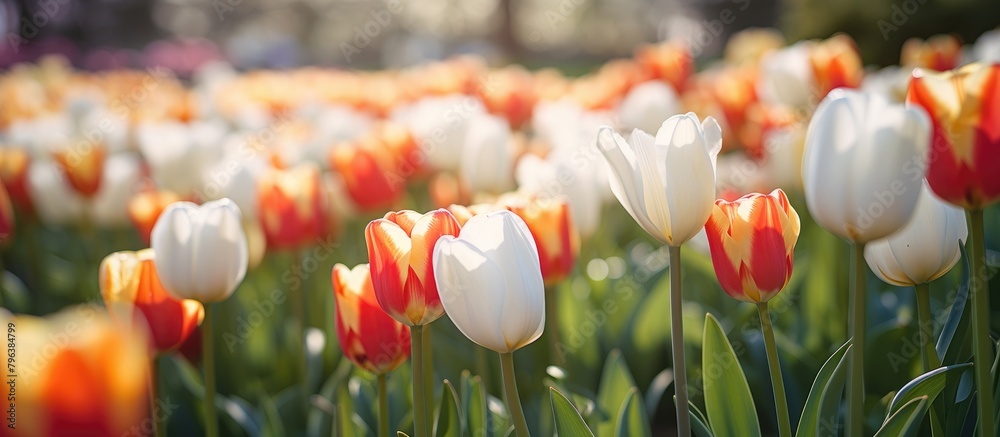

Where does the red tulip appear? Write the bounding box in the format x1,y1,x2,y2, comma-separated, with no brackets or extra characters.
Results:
332,263,411,374
501,195,579,285
901,35,962,72
0,147,32,212
704,189,800,303
907,62,1000,209
258,163,329,250
810,34,863,99
365,209,460,326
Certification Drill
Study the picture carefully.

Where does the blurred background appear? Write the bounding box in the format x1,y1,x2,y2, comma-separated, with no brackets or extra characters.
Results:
0,0,996,72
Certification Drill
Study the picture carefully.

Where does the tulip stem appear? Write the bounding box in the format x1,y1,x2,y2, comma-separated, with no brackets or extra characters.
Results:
545,287,562,365
668,245,691,437
500,352,530,437
378,373,389,437
203,304,219,437
968,209,994,437
411,324,429,437
914,283,940,372
149,355,166,437
847,242,866,437
757,302,791,437
422,326,434,420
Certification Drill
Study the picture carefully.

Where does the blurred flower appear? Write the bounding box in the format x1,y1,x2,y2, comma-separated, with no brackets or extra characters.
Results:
500,194,579,285
393,95,483,172
617,80,681,134
52,144,105,198
809,34,863,99
907,62,1000,209
475,65,536,129
0,308,149,436
460,113,515,195
802,89,929,243
597,113,723,246
27,160,86,226
433,210,544,353
330,144,404,212
129,190,184,244
971,30,1000,63
257,163,329,250
446,203,502,226
331,263,411,375
704,189,800,303
365,209,461,326
100,249,205,353
724,28,785,66
515,152,602,237
865,183,968,286
151,198,249,303
0,147,32,211
635,41,692,91
136,120,226,197
861,66,910,103
0,181,12,243
757,41,815,108
90,153,143,227
901,35,962,72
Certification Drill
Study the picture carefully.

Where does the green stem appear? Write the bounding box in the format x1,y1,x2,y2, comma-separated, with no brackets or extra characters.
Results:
203,304,219,437
757,302,792,437
545,286,562,365
291,252,308,389
411,325,429,437
968,209,994,437
668,245,690,437
149,355,166,437
500,352,530,437
914,283,941,372
378,373,389,437
847,242,866,437
422,325,434,423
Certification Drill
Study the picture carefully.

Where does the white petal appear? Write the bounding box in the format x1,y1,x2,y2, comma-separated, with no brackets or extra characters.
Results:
434,237,509,352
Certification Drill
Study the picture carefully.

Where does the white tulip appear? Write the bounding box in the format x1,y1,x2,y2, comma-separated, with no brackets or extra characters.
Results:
757,41,816,108
91,153,142,227
461,113,515,195
802,89,929,243
617,81,681,134
597,112,723,247
865,183,968,286
393,95,483,171
433,210,544,353
971,29,1000,63
26,160,86,225
137,120,226,196
151,198,249,303
515,153,601,237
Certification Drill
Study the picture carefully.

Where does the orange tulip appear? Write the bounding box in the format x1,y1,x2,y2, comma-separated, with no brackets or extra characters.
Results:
0,147,31,212
258,163,330,250
704,189,800,303
0,308,150,437
446,203,502,226
365,209,461,326
901,35,962,72
635,40,693,91
127,190,183,245
332,263,411,374
810,34,863,99
100,249,205,353
476,66,537,129
500,195,579,285
329,144,403,212
907,62,1000,209
52,144,106,197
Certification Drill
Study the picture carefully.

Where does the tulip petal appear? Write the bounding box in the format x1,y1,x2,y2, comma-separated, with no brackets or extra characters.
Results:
597,127,663,243
366,219,414,323
661,114,717,245
434,237,509,352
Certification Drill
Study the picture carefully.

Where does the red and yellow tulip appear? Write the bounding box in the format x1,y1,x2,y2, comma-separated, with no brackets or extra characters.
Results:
332,263,411,375
901,35,962,72
365,209,461,326
810,34,862,99
100,248,205,353
330,143,404,212
704,189,800,303
500,195,579,285
0,147,31,212
258,163,329,250
907,62,1000,209
127,190,183,245
52,145,106,198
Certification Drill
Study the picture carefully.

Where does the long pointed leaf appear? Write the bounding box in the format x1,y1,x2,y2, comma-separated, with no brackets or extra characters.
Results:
551,388,596,437
703,313,762,437
874,397,929,437
796,341,852,437
886,363,972,418
615,389,651,437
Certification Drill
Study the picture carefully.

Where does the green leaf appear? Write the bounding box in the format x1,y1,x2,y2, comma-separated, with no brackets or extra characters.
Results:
461,372,488,437
684,399,715,437
550,388,596,437
886,363,972,417
434,380,463,437
874,396,929,437
167,355,264,437
702,313,762,437
487,395,511,436
937,241,972,363
597,349,638,436
397,432,410,437
796,341,852,437
644,367,673,420
615,388,651,437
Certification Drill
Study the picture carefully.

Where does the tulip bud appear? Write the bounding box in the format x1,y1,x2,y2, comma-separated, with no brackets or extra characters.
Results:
597,112,723,247
1,308,149,436
257,163,329,250
907,62,1000,209
865,183,968,286
433,210,545,353
100,249,205,353
500,194,580,285
802,89,929,243
331,263,411,375
151,198,249,303
365,209,461,326
704,189,800,303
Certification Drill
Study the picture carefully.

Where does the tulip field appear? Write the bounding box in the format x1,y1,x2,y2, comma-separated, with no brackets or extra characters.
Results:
2,25,1000,437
